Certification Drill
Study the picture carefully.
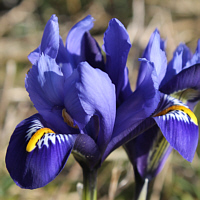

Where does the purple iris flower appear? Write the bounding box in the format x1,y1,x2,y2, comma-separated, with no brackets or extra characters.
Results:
5,15,132,189
103,21,199,198
124,30,200,182
99,30,200,200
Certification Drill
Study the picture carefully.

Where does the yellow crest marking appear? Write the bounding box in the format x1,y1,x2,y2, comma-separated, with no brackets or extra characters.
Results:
62,109,79,129
26,128,55,152
154,105,198,125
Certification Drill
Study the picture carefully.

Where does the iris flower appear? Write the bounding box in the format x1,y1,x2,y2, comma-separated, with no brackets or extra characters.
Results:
100,29,200,199
102,29,200,184
104,30,200,199
5,14,133,192
127,29,200,180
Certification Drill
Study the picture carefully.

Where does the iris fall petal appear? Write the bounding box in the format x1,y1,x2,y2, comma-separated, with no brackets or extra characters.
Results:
6,114,76,189
153,96,199,162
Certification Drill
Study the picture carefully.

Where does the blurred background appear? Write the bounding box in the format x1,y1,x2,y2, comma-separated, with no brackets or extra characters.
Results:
0,0,200,199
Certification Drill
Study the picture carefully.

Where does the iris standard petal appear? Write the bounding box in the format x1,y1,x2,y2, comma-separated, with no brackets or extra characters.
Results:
175,43,192,69
141,29,165,61
125,125,173,180
81,32,105,71
186,39,200,68
117,67,132,105
161,43,192,87
148,30,167,85
26,54,64,108
161,47,183,87
66,15,94,67
160,64,200,105
28,15,59,64
64,61,116,152
40,14,59,59
56,36,69,64
26,54,74,133
56,36,73,80
6,114,76,189
153,96,199,162
102,61,160,161
103,18,131,102
137,29,167,86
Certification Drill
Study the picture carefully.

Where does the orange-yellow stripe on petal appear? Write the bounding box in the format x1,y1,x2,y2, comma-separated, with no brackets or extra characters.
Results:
26,128,55,152
154,105,198,125
62,109,79,129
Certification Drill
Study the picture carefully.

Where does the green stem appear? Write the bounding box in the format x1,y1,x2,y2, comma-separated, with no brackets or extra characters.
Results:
82,168,97,200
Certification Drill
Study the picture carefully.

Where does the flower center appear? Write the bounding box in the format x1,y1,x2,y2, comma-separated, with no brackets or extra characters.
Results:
26,128,55,152
62,108,79,129
154,105,198,125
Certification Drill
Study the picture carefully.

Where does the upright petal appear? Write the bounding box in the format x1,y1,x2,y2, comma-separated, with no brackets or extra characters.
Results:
25,54,74,133
103,18,131,103
141,29,165,60
56,37,73,80
6,114,77,189
186,39,200,68
26,54,64,107
64,62,116,152
102,60,160,161
81,32,105,71
40,14,59,59
160,64,200,108
148,30,167,85
28,15,60,64
117,67,132,105
161,43,192,87
66,15,94,67
56,36,69,64
137,29,167,87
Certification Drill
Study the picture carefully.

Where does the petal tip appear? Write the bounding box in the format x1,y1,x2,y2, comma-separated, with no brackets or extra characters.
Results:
50,14,58,22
